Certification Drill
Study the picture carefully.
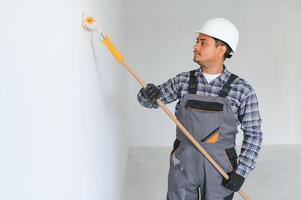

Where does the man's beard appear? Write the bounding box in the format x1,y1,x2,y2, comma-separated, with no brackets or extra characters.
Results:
193,56,202,66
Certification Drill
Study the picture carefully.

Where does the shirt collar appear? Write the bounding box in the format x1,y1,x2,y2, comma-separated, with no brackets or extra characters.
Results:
194,65,231,84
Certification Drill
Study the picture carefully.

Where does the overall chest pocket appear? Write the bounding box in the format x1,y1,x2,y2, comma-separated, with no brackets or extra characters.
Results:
183,99,224,141
185,100,224,112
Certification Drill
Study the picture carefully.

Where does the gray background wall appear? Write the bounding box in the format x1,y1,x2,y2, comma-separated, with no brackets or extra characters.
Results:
125,0,301,146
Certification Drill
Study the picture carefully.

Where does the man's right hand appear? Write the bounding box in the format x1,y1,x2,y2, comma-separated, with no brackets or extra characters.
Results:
140,83,162,103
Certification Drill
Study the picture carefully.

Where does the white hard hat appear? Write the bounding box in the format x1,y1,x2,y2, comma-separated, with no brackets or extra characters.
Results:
196,18,239,54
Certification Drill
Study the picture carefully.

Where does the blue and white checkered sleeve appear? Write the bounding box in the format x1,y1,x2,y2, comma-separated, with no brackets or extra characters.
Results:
137,73,182,108
234,88,263,178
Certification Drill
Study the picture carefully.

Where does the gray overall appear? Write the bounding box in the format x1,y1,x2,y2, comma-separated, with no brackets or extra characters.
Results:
167,70,239,200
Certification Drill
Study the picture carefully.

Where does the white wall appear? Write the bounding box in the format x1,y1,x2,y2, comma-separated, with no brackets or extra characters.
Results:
125,0,301,146
0,1,128,200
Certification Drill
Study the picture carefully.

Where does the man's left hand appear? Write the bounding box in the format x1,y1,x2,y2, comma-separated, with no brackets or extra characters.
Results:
222,171,245,192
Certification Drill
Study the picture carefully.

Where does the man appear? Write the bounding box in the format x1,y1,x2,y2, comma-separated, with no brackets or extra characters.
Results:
137,18,263,200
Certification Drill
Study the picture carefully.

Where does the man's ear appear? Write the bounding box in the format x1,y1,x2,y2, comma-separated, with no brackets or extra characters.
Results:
218,45,227,58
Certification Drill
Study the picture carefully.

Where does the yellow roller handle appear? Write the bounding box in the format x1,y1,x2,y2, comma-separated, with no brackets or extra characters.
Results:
102,34,125,63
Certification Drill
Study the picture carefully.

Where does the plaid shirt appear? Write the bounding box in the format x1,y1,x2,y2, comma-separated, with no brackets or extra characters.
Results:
137,66,263,178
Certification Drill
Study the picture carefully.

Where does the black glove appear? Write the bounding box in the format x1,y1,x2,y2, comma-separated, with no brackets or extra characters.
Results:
222,171,245,192
140,83,162,103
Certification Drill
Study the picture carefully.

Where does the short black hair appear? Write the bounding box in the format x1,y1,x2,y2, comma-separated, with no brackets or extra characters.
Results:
213,37,233,59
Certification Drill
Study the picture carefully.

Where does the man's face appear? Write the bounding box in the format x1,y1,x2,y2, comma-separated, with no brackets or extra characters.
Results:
193,33,222,66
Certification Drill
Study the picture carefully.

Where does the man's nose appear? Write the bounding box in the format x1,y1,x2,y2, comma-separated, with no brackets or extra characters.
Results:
193,44,199,52
194,43,200,50
193,44,197,51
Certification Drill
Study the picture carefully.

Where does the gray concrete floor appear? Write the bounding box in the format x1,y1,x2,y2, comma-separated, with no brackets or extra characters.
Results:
122,145,301,200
